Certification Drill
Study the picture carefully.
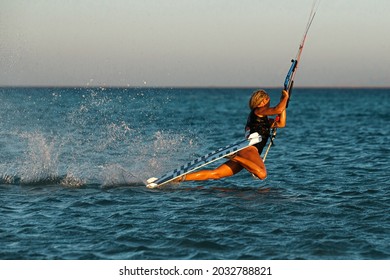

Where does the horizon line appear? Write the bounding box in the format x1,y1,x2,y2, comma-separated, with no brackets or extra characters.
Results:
1,85,390,90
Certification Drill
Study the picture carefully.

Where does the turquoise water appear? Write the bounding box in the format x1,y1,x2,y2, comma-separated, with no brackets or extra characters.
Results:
1,87,389,259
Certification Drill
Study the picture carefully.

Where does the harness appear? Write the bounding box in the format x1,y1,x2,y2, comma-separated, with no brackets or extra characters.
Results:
245,110,271,154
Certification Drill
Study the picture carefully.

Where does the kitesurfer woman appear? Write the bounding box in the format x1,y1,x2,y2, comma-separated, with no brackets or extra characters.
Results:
178,89,289,182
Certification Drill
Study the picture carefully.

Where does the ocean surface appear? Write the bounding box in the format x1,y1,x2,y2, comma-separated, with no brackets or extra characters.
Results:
0,87,389,260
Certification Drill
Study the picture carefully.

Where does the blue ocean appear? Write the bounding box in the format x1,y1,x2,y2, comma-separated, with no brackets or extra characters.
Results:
0,87,389,260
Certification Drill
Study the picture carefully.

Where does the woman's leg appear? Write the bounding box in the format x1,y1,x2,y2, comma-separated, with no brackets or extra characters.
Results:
183,146,266,181
182,146,266,182
184,160,244,181
230,146,267,180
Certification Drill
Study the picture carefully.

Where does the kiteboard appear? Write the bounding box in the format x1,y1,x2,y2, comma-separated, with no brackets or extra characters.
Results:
146,132,261,188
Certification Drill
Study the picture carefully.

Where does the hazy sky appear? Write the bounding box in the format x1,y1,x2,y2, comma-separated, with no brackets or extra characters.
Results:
1,0,389,87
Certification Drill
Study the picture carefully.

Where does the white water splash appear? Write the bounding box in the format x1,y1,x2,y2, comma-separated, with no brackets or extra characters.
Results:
19,132,60,184
60,172,86,188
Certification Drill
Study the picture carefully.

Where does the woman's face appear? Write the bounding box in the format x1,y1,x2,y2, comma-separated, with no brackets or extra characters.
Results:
258,96,270,107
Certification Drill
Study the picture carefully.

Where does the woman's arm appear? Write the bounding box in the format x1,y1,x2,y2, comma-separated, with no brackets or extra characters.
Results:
274,109,286,128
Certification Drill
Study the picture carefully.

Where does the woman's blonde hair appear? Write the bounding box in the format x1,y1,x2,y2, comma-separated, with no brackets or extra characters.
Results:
249,89,269,110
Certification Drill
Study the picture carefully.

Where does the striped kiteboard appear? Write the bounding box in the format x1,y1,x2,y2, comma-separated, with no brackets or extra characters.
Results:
146,132,261,188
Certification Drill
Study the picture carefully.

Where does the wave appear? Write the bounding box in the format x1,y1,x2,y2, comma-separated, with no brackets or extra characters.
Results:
0,173,85,187
0,163,144,188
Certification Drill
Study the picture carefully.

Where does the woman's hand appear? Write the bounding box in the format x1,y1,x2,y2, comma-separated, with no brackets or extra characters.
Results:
281,90,289,99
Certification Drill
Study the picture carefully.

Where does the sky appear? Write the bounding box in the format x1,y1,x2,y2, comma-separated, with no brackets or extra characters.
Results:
1,0,389,87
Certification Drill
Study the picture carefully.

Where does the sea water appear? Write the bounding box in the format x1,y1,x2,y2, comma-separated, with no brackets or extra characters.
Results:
0,87,389,259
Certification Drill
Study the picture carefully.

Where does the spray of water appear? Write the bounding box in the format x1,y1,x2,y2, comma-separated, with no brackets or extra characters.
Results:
19,132,59,184
0,88,198,187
